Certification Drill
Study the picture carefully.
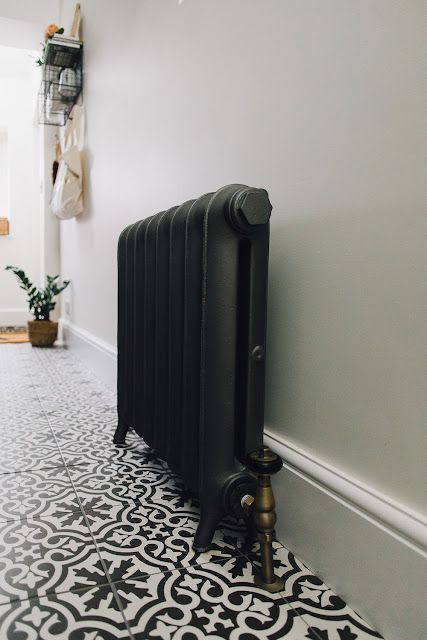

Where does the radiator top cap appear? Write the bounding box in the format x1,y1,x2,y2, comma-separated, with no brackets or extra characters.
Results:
229,188,272,233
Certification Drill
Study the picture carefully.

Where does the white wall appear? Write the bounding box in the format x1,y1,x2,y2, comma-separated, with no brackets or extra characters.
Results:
0,0,59,26
0,0,62,325
0,129,8,218
0,46,41,325
58,2,426,638
0,17,44,52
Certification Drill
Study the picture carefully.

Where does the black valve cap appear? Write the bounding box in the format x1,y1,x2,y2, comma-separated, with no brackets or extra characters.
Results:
237,189,272,227
246,447,283,476
228,188,272,233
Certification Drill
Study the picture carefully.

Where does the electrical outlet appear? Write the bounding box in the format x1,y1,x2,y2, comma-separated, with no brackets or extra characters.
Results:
65,301,71,317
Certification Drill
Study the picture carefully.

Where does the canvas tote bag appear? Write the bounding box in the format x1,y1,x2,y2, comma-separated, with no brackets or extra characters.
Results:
50,105,84,219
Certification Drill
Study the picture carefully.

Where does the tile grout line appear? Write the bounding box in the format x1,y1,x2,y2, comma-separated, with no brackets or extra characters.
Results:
0,505,87,526
23,347,135,640
0,462,85,477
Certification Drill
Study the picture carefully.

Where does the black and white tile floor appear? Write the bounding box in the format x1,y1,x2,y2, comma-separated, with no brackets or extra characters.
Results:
0,345,383,640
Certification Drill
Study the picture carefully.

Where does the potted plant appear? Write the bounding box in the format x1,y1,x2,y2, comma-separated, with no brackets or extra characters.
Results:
5,266,70,347
35,24,65,66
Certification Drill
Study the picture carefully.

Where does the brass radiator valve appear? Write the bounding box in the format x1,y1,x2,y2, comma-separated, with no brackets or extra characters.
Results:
247,446,284,593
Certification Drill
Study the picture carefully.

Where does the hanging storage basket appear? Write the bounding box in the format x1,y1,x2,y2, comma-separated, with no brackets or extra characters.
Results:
38,37,83,127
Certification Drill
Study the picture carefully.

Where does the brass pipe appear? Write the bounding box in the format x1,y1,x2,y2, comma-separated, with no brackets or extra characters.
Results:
259,540,274,584
247,446,284,593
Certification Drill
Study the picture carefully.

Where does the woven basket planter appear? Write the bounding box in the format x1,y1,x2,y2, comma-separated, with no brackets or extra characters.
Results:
27,321,58,347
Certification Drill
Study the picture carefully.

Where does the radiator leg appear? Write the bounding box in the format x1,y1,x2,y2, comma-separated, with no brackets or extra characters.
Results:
145,447,157,461
247,446,284,593
113,422,130,445
193,504,222,553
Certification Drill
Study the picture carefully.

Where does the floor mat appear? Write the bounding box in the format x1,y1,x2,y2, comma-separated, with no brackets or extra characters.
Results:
0,331,29,344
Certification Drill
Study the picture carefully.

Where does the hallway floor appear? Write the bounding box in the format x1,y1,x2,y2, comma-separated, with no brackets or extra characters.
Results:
0,345,383,639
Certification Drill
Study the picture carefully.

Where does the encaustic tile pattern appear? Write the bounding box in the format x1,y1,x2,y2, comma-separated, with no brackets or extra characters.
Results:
0,344,383,639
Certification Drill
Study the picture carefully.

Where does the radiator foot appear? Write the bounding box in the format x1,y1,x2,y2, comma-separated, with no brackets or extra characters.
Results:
193,505,222,553
113,422,130,445
247,446,284,593
145,447,157,462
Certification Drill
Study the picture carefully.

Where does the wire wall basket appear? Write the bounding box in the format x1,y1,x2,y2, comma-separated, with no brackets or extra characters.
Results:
38,38,83,126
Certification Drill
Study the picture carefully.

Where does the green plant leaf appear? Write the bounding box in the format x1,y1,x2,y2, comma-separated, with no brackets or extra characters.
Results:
6,266,69,317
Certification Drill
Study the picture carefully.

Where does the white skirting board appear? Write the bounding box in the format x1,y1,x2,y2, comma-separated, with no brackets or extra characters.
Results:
59,318,117,389
265,431,427,640
0,308,31,326
60,318,427,640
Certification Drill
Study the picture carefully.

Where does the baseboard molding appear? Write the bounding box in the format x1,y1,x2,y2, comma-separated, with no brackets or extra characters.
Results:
264,429,427,557
265,430,427,640
59,318,117,388
0,308,31,325
59,319,426,638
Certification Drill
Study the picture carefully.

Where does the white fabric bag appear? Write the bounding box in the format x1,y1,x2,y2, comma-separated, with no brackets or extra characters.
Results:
50,146,83,219
50,105,84,219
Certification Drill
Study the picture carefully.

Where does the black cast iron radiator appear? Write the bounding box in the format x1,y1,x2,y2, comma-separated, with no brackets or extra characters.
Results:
115,184,273,553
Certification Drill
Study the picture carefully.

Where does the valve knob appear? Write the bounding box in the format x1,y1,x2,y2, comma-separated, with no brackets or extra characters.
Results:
247,446,283,476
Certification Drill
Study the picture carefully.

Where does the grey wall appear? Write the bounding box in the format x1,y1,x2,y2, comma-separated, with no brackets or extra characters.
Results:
57,1,426,638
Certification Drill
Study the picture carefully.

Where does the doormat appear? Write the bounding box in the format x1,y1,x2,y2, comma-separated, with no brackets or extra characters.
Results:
0,327,29,344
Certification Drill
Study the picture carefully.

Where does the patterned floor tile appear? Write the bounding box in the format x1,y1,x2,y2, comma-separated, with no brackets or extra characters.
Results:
245,545,382,639
44,407,117,426
53,425,136,446
86,500,246,583
0,583,129,639
0,428,59,449
115,557,310,640
0,345,383,640
68,458,186,512
48,416,109,434
0,413,51,432
56,432,155,467
300,615,382,640
0,443,67,474
0,512,106,603
283,574,383,639
0,466,81,522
